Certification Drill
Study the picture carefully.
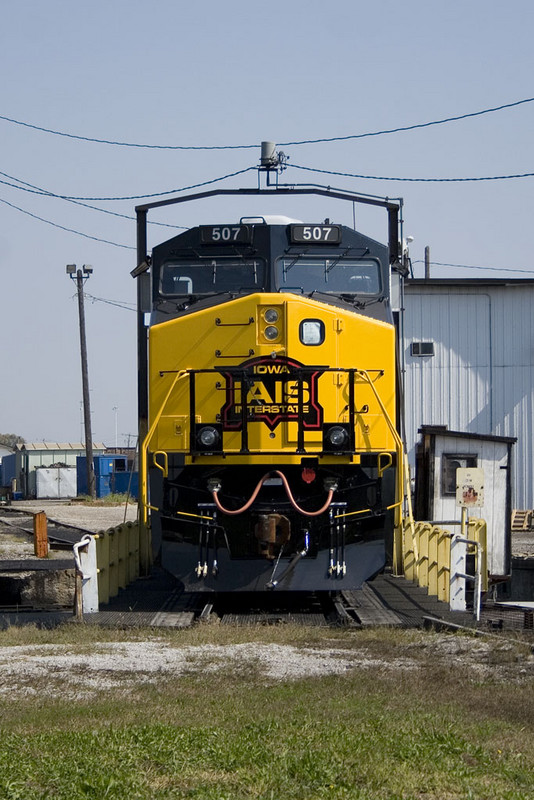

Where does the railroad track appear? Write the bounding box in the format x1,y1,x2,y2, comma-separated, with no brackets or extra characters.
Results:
0,507,90,551
79,582,405,629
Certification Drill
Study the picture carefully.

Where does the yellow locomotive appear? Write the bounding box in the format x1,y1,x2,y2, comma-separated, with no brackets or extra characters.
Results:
136,187,405,592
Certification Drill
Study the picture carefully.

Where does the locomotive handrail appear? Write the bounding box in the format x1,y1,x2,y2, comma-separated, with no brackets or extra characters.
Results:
185,364,388,457
334,368,412,573
358,369,410,574
140,369,189,525
334,370,405,514
153,450,169,478
378,452,393,478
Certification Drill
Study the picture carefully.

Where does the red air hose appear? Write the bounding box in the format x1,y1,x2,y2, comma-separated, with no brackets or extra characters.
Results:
211,470,335,518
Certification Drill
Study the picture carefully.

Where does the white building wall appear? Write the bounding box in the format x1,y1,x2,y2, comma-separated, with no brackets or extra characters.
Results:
429,435,509,576
404,283,534,509
34,467,77,499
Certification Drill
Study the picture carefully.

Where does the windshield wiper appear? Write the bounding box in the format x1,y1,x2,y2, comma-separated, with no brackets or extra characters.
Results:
306,289,381,310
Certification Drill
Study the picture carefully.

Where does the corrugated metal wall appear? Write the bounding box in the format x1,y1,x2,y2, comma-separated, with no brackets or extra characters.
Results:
404,283,534,509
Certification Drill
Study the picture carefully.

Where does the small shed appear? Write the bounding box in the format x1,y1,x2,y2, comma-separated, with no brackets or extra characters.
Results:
414,426,515,579
1,443,106,499
77,454,129,498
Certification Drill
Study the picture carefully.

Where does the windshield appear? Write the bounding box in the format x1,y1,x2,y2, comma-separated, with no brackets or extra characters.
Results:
276,257,382,296
160,259,265,296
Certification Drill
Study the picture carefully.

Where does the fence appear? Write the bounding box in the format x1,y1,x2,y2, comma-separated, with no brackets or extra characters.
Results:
401,516,488,612
76,520,151,609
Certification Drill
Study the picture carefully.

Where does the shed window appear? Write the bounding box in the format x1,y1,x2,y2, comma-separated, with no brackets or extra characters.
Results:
442,454,477,496
411,341,434,357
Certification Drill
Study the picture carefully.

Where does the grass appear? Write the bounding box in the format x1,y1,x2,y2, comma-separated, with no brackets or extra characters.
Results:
0,625,533,799
74,493,134,507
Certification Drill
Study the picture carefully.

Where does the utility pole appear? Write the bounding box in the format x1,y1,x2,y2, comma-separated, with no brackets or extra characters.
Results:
113,406,118,448
67,264,96,499
425,246,431,279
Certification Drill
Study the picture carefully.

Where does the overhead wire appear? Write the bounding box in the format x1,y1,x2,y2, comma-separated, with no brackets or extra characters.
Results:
288,163,534,182
0,196,135,249
1,94,532,251
278,97,534,146
0,165,257,201
0,96,532,149
0,165,257,248
412,260,534,275
85,293,136,310
0,171,186,229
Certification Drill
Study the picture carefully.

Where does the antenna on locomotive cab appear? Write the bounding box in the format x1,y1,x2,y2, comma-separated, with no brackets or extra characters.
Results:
259,141,288,186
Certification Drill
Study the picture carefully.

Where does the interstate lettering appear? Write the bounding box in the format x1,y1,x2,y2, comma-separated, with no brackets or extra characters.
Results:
234,404,310,415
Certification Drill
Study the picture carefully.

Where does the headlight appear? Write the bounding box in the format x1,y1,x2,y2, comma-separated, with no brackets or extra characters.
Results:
264,308,279,323
196,425,222,451
327,427,348,447
264,325,279,340
323,424,351,452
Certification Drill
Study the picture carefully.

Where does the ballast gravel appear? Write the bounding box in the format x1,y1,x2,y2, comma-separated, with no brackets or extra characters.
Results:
0,641,405,699
0,635,533,700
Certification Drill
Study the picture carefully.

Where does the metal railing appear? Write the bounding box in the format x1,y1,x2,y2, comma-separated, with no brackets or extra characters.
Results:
73,520,151,612
402,516,488,617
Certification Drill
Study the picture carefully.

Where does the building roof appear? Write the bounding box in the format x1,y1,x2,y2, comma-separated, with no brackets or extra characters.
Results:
406,278,534,288
418,426,517,445
14,442,107,451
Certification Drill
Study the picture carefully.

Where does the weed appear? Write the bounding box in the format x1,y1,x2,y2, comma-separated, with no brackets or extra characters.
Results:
75,494,134,507
0,627,533,798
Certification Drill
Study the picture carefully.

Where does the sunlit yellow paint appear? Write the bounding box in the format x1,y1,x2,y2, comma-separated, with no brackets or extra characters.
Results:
148,292,396,463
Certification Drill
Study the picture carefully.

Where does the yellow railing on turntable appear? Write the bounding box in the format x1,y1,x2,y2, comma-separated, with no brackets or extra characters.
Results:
92,520,151,605
401,516,488,604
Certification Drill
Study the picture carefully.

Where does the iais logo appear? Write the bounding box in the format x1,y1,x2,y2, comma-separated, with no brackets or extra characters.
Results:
220,356,324,431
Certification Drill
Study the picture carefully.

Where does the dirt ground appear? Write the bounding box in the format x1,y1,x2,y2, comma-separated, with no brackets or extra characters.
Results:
0,500,138,561
0,628,533,701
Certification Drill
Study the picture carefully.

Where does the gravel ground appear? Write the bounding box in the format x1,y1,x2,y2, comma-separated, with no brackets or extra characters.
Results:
5,499,138,532
0,633,532,700
2,502,534,700
0,500,138,561
511,531,534,557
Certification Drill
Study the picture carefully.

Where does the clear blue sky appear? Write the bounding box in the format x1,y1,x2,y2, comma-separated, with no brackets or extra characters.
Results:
1,0,533,445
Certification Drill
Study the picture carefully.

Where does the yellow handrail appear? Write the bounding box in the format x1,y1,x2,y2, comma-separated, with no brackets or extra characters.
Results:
355,370,409,572
153,450,169,478
378,452,393,478
140,370,189,524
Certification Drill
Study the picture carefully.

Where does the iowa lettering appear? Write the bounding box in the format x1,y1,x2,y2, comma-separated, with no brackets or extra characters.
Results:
253,364,290,374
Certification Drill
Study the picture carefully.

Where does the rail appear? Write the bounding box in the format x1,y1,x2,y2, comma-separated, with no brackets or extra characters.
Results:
402,516,488,616
140,365,403,524
140,369,189,525
73,520,150,612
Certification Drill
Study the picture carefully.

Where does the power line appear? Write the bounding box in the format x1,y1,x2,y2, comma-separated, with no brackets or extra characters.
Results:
0,97,532,150
85,293,136,311
412,260,534,275
279,97,534,145
0,196,135,249
289,163,534,182
0,171,186,229
0,166,257,201
0,166,259,248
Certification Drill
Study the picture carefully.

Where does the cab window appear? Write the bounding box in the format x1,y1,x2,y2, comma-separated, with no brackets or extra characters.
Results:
160,259,265,296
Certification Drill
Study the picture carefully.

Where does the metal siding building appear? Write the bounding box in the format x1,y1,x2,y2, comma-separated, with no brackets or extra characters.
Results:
404,280,534,509
2,443,106,498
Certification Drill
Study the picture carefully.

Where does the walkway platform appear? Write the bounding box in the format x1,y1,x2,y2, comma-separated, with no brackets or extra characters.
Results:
0,566,530,632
